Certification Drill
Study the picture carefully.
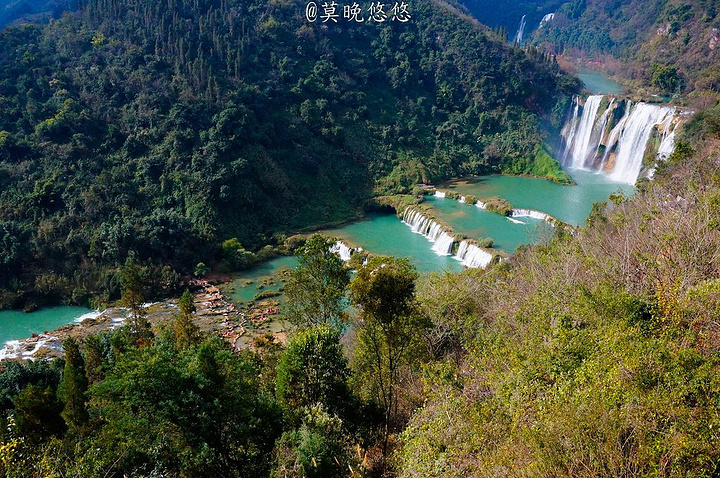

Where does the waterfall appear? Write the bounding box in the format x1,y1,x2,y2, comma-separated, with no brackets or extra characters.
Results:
459,196,466,203
434,191,446,198
512,208,551,221
561,95,683,184
454,240,493,269
608,104,675,183
562,95,604,169
513,15,527,44
401,208,455,256
431,232,455,256
538,12,555,29
329,241,354,262
599,100,632,169
476,201,487,209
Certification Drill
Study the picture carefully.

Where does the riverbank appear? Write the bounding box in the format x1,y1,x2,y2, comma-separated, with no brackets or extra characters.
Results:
0,278,290,361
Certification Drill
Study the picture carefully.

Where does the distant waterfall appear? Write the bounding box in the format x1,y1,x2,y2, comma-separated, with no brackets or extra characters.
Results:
561,95,683,184
454,241,493,268
434,191,446,198
513,15,527,44
401,208,455,256
538,12,555,29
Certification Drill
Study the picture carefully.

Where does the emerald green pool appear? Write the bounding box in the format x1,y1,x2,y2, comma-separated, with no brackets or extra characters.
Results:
577,67,626,95
439,170,634,226
424,196,548,252
0,306,96,345
320,214,462,273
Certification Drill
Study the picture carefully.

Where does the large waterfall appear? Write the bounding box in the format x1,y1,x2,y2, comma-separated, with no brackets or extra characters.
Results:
561,95,682,184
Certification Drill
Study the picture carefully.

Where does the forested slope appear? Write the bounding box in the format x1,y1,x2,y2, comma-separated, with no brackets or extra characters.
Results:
0,0,576,307
398,109,720,476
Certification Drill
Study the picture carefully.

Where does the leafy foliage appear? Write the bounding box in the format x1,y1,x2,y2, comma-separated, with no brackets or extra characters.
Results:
0,0,575,306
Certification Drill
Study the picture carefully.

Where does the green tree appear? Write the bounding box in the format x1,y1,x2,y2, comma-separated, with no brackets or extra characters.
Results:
120,259,153,345
173,289,200,348
275,325,351,420
83,334,106,384
12,385,65,443
57,337,89,434
284,234,351,328
272,404,360,478
349,256,429,452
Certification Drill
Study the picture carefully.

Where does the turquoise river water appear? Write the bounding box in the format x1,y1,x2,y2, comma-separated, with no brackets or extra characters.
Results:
1,169,634,345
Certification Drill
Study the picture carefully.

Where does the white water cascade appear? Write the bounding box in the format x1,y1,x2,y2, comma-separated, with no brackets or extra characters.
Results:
434,190,446,198
561,95,682,184
512,208,552,221
608,103,675,183
329,241,355,262
561,95,604,169
401,208,455,256
513,15,527,44
454,241,493,269
538,12,555,29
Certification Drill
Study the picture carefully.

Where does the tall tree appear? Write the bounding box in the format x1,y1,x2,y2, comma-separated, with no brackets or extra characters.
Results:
120,258,153,345
284,234,351,328
349,256,429,453
275,325,351,421
173,289,200,348
57,337,89,434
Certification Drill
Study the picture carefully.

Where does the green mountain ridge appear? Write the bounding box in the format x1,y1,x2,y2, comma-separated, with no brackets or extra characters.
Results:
0,0,575,307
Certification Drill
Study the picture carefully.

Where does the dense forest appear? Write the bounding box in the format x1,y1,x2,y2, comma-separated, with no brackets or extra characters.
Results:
0,0,577,308
1,106,720,477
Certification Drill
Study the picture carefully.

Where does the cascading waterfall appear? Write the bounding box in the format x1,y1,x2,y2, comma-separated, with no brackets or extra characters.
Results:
513,15,527,44
538,12,555,29
599,100,632,169
561,94,683,184
329,241,355,262
434,191,446,198
401,208,492,266
512,209,551,221
454,241,493,269
401,208,455,256
459,196,466,203
476,201,486,209
608,104,675,183
562,95,604,169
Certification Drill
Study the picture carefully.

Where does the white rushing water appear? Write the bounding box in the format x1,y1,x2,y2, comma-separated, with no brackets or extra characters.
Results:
562,95,604,169
454,240,493,269
402,208,455,256
513,15,527,44
608,103,675,183
0,334,64,361
538,12,555,29
476,201,487,210
329,240,354,262
434,191,446,198
512,209,552,221
562,95,680,184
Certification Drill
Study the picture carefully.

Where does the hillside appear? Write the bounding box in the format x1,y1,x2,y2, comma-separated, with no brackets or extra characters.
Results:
0,0,577,308
457,0,720,100
398,106,720,476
